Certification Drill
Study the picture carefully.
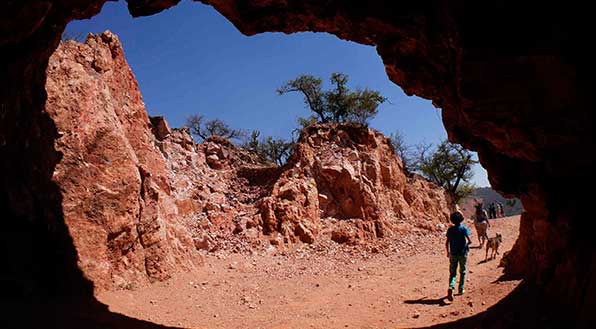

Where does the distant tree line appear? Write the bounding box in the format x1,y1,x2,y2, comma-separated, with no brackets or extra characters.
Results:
389,131,477,204
185,114,245,141
242,130,294,166
184,72,386,166
183,71,477,204
185,115,294,166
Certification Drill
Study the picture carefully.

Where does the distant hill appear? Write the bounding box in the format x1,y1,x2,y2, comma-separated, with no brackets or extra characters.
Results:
459,187,523,219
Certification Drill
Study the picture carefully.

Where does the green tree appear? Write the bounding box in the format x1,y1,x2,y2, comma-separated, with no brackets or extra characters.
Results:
413,140,477,204
242,130,294,166
277,73,386,126
244,130,262,153
261,136,294,166
185,114,245,141
389,130,414,175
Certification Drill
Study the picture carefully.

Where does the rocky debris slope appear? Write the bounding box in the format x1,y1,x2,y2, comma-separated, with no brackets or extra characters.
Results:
43,32,453,291
155,124,281,254
45,33,281,290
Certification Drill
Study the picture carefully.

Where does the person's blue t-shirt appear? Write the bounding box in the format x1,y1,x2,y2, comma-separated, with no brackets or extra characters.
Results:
447,224,470,256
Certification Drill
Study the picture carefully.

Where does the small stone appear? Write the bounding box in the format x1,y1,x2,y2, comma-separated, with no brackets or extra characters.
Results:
482,301,486,305
228,262,238,269
412,312,420,319
194,235,211,251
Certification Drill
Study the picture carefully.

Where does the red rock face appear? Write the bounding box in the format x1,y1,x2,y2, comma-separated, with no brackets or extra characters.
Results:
260,124,453,244
1,0,594,326
45,32,201,290
42,33,453,291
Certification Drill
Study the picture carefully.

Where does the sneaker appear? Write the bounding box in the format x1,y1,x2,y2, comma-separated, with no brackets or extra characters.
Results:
447,288,454,301
458,289,465,295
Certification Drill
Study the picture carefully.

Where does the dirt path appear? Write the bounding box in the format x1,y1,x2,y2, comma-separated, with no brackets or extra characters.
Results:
98,216,521,329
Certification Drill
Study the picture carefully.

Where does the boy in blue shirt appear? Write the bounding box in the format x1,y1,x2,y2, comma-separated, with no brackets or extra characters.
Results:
445,211,472,301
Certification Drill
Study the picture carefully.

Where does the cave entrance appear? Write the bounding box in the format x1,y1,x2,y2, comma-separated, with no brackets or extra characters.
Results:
3,1,532,328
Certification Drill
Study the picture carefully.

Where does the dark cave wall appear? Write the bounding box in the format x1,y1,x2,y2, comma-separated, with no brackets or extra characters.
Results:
0,0,594,325
0,1,109,298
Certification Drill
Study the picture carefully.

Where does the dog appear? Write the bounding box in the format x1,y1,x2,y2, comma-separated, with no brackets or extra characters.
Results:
485,233,502,261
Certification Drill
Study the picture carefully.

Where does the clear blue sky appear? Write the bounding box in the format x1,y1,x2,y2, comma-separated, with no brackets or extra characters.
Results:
65,0,489,187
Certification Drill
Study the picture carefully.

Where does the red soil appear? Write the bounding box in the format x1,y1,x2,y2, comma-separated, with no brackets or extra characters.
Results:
97,216,521,328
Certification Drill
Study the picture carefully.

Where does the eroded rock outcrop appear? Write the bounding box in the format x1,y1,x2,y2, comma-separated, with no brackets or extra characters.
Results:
42,33,453,291
45,33,277,289
260,124,453,244
46,32,201,290
157,128,278,253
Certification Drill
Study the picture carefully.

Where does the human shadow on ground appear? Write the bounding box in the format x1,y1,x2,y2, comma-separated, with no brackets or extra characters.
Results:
404,296,449,306
477,258,493,265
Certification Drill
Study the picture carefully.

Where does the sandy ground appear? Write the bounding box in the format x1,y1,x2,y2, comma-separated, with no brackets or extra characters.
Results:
97,216,521,329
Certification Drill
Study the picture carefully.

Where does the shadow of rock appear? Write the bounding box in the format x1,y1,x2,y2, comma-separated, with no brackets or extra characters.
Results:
0,57,180,329
416,281,574,329
2,298,181,329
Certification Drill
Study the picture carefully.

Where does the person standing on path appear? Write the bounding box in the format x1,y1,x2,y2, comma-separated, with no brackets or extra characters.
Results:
445,211,472,301
488,202,496,219
474,202,490,247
